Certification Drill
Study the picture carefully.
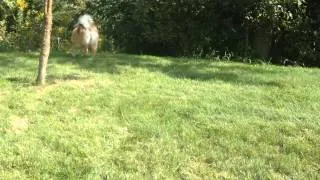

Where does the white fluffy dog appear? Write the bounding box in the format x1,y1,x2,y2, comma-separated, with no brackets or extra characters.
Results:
71,14,99,56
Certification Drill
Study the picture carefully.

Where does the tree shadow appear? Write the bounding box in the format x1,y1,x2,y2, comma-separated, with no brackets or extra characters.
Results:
0,54,13,67
50,52,121,74
5,77,33,86
47,73,88,81
0,52,93,86
0,51,288,87
0,52,39,70
5,73,91,87
52,52,286,87
156,62,286,87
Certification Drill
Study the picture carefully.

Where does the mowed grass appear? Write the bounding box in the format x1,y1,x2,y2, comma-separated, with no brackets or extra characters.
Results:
0,52,319,179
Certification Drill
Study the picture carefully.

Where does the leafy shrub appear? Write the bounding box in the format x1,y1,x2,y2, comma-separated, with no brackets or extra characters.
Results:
1,0,319,66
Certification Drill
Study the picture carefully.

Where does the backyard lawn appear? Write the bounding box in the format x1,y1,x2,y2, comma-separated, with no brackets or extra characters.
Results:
0,52,319,179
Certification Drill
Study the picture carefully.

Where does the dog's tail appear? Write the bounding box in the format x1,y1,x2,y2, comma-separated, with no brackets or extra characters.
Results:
76,14,94,29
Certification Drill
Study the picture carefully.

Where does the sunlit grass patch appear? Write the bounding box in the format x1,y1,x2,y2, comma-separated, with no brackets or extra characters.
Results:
0,52,319,179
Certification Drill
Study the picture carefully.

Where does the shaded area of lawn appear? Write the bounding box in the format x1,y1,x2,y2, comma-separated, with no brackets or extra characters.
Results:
0,51,312,88
49,52,300,88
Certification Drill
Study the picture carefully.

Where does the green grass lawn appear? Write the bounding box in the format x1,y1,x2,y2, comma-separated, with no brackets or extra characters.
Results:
0,52,319,179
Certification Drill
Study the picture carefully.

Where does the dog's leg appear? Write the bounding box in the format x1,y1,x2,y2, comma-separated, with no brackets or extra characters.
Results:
84,44,89,55
89,43,98,56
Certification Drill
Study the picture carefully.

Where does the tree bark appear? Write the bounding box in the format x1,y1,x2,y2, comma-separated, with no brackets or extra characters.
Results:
36,0,53,85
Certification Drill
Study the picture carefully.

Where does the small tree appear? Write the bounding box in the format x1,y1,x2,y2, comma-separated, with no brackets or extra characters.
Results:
36,0,53,85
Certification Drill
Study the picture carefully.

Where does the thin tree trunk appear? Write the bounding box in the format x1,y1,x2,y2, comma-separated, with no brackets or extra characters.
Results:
36,0,53,85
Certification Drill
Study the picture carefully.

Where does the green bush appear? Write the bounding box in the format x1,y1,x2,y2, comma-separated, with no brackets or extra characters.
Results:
87,0,319,66
1,0,319,66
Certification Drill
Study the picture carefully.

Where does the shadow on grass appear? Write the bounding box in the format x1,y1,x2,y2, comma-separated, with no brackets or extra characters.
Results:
0,52,92,86
5,77,32,87
4,73,91,87
1,51,286,87
50,52,121,74
55,52,284,87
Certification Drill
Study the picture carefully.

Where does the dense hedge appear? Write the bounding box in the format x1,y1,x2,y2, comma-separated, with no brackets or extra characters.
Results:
1,0,319,66
87,0,319,66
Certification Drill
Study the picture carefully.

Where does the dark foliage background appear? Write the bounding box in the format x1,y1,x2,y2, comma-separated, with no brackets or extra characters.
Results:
1,0,319,66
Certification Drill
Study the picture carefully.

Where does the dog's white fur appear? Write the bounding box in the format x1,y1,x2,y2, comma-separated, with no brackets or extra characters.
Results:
71,14,99,55
77,14,94,29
